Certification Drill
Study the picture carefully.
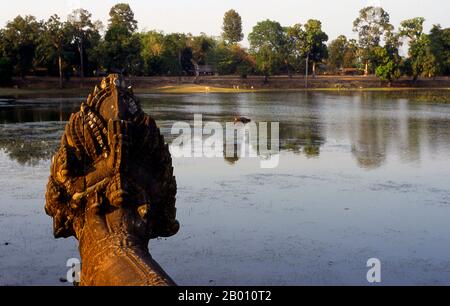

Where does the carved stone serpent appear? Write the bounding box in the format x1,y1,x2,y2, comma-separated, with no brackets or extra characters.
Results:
45,74,179,286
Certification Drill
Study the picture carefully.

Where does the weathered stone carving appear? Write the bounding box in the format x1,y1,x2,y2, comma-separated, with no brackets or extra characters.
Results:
45,74,179,286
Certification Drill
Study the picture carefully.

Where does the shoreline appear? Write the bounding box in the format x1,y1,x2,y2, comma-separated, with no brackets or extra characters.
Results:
1,86,450,96
0,76,449,99
1,86,449,104
140,85,450,94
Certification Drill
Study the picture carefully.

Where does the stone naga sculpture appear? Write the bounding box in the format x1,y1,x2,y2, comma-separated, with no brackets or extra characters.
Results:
45,74,179,286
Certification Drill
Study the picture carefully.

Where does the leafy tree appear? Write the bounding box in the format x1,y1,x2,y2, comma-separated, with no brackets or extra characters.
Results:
109,3,138,33
353,6,392,75
428,25,450,76
285,24,306,75
36,15,71,87
189,33,216,65
285,20,328,78
207,42,255,77
327,35,348,72
399,17,431,79
140,31,165,75
100,25,142,74
222,9,244,44
343,39,359,69
232,45,256,78
140,31,201,76
328,36,361,73
1,15,42,77
374,32,402,85
0,57,13,85
155,33,193,75
67,9,101,82
162,33,188,75
303,19,328,77
179,47,194,75
98,4,142,75
399,17,425,41
249,20,287,82
420,42,439,78
406,34,437,79
205,42,232,75
399,17,440,80
0,30,6,61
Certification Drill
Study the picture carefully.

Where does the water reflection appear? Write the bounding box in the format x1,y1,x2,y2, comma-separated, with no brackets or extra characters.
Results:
0,98,80,165
2,90,450,286
281,124,324,158
0,98,80,124
0,122,64,165
0,92,449,168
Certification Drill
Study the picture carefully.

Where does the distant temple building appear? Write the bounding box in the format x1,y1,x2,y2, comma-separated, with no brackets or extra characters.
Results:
194,64,216,76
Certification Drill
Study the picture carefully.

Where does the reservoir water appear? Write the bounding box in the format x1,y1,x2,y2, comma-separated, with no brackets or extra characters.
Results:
1,91,450,285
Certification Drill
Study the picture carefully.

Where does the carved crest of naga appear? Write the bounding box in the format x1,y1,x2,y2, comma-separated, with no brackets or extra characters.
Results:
45,74,179,286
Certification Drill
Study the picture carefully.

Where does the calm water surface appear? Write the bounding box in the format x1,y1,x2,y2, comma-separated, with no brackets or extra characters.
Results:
1,91,450,285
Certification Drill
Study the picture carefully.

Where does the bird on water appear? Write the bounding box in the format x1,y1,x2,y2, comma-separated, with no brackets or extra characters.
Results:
234,117,252,124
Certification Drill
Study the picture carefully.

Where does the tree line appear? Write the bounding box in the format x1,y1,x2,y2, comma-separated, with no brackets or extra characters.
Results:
0,4,449,86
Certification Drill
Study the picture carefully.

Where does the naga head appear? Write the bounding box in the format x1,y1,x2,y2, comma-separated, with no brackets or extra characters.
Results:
45,74,179,242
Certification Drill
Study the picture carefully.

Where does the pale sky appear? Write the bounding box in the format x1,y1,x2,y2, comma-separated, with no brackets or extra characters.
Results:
1,0,449,46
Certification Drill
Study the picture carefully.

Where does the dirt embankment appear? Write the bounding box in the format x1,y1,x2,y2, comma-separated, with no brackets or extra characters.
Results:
8,75,450,91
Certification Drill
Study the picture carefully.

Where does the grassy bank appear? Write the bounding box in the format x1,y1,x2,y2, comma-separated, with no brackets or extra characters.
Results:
143,86,450,103
2,84,449,95
1,82,450,103
142,84,450,94
3,75,450,93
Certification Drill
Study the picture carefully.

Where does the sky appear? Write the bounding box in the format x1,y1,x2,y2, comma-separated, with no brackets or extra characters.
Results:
0,0,449,46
